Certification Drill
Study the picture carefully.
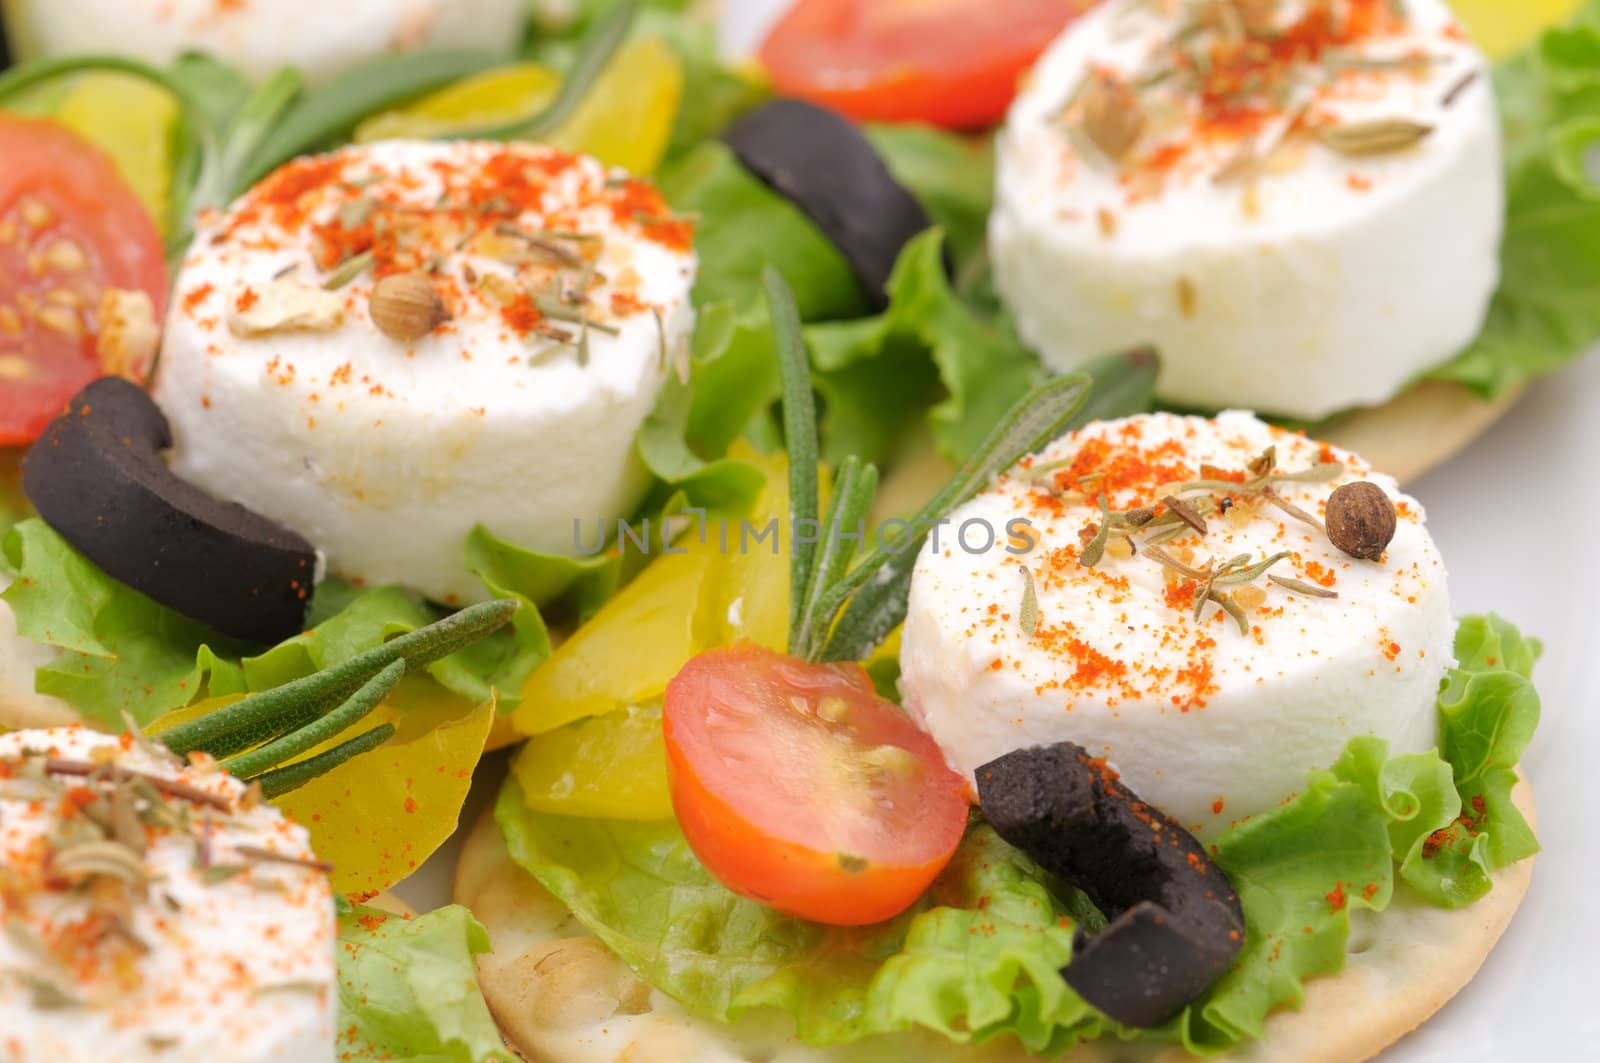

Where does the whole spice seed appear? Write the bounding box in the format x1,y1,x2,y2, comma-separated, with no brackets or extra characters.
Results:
1315,118,1434,157
1081,72,1146,162
369,272,451,342
1325,481,1397,560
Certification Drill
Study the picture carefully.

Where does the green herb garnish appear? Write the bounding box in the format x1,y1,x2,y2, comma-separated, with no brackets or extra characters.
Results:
159,599,517,759
763,269,1111,664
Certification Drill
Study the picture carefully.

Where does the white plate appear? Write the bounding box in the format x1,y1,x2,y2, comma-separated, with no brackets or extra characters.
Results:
400,4,1600,1057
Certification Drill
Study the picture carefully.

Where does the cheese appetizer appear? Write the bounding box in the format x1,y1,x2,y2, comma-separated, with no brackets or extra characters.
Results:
0,624,521,1062
0,3,1588,1058
0,0,527,83
0,727,339,1061
155,139,697,606
992,0,1501,419
901,410,1447,835
469,279,1542,1063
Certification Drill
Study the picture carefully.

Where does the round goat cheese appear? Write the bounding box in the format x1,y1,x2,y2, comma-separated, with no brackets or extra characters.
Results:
153,141,697,606
0,728,336,1062
1,0,525,82
899,412,1452,837
991,0,1502,419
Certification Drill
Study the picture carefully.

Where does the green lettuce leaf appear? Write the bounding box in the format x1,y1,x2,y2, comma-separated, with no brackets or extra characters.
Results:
659,140,870,323
807,229,1047,464
865,124,995,272
496,788,1105,1053
1430,6,1600,392
495,615,1541,1056
335,904,513,1063
0,518,606,725
2,518,251,725
1431,614,1543,882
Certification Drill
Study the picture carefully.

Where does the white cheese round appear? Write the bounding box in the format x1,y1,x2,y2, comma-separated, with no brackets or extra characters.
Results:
1,0,525,83
991,0,1503,419
899,411,1452,837
0,728,336,1062
153,141,697,606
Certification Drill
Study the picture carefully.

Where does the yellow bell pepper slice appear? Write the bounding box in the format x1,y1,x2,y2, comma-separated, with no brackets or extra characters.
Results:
546,37,684,174
713,452,792,650
355,39,682,174
274,677,495,898
53,73,177,233
511,701,672,820
151,680,493,898
355,63,561,143
1449,0,1582,58
513,543,722,735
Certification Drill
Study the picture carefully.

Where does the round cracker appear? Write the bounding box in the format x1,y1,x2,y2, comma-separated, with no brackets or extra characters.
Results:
455,781,1534,1063
1317,382,1524,488
869,382,1523,531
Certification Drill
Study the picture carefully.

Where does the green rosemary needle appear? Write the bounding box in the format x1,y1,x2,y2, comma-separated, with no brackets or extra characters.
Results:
249,724,397,800
160,599,517,758
222,659,405,781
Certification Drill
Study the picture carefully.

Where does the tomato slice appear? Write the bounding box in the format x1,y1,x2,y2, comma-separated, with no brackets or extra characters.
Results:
664,643,969,926
758,0,1095,130
0,115,167,445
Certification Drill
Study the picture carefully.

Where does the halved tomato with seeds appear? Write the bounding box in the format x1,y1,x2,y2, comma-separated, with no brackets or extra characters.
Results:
759,0,1093,130
663,642,969,926
0,115,167,445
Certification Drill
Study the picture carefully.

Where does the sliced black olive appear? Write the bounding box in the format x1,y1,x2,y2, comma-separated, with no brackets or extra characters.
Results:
722,98,932,309
976,742,1245,1028
22,378,316,644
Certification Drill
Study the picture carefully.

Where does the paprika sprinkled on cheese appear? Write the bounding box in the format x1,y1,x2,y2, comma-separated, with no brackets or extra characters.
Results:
901,411,1453,836
153,140,700,606
0,727,336,1060
989,0,1500,421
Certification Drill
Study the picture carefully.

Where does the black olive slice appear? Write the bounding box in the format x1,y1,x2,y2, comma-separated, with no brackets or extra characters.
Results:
22,378,316,644
976,742,1245,1028
722,98,931,309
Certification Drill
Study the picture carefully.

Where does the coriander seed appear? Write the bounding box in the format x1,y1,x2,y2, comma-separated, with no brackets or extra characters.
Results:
1325,481,1396,561
369,272,450,343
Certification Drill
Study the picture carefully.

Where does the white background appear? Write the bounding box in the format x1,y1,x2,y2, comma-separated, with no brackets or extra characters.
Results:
407,5,1600,1059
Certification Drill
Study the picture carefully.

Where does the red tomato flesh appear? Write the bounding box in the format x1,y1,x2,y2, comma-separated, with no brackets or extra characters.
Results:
664,642,969,926
759,0,1097,130
0,115,167,445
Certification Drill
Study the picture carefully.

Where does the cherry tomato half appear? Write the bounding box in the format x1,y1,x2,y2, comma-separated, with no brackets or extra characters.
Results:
758,0,1095,130
0,115,167,445
664,642,969,926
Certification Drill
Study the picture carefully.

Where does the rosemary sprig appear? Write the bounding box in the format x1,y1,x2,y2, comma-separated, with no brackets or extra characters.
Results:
442,0,638,142
767,268,825,654
1269,574,1340,599
760,265,1149,663
159,599,517,758
222,660,405,780
1080,494,1114,568
248,724,397,800
793,455,879,655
